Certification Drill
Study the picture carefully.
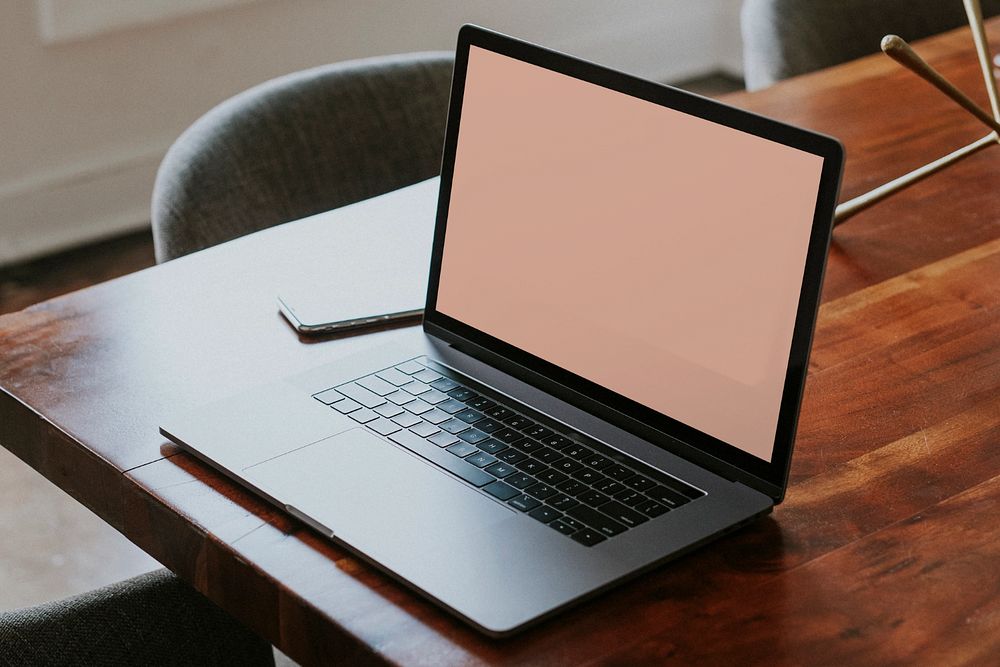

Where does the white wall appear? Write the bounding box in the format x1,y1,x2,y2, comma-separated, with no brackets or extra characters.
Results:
0,0,742,266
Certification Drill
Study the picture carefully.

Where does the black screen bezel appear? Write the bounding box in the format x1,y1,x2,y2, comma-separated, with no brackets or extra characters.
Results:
423,25,844,501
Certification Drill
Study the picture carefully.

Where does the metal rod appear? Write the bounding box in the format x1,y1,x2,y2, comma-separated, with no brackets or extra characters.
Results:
833,132,997,225
963,0,1000,120
881,34,1000,134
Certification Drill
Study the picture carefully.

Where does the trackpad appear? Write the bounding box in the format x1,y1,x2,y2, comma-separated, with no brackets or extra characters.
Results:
243,428,514,559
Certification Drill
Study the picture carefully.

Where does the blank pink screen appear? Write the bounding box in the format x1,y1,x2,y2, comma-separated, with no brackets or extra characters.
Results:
437,47,824,461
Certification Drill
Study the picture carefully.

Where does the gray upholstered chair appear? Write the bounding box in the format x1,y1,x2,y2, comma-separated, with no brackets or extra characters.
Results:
151,52,454,263
0,569,274,666
741,0,1000,90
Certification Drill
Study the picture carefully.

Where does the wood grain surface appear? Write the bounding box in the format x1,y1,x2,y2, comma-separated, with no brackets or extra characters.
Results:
1,23,999,666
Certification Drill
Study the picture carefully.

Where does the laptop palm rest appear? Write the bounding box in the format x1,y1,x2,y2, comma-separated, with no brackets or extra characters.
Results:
242,424,620,634
244,427,515,558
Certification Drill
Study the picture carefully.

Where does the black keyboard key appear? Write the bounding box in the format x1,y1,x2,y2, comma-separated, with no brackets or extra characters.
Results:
388,430,493,487
540,434,573,450
380,396,409,413
484,480,519,501
554,459,584,474
516,458,547,475
615,490,646,507
484,462,516,478
524,425,553,440
403,399,433,415
448,387,477,401
557,480,587,496
376,367,412,386
528,506,562,524
579,489,611,507
493,428,525,444
562,444,591,460
367,418,401,436
374,403,404,418
330,397,362,413
659,477,705,500
549,519,577,536
623,474,656,492
466,396,495,411
485,406,515,420
428,432,459,448
337,383,386,409
471,418,503,433
421,408,451,425
496,449,528,465
348,408,379,424
604,464,635,481
511,438,543,454
458,429,490,445
566,505,628,537
357,375,398,396
437,399,467,414
430,377,460,392
599,501,649,528
505,415,533,430
647,485,690,509
508,494,541,512
548,494,579,511
446,442,478,458
439,419,470,434
409,421,440,438
506,473,536,490
572,469,606,486
395,360,425,375
412,368,441,383
465,452,497,468
584,454,613,470
561,517,586,532
477,438,508,455
637,499,670,518
313,388,344,404
454,408,484,424
420,389,450,404
386,389,417,405
536,469,568,486
401,380,432,395
594,479,627,495
525,483,557,500
571,528,606,546
391,412,422,428
534,447,562,464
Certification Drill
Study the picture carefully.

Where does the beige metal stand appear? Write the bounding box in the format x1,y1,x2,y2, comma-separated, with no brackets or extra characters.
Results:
834,0,1000,225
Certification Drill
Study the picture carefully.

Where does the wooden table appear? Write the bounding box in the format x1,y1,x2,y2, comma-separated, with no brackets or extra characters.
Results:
2,23,999,666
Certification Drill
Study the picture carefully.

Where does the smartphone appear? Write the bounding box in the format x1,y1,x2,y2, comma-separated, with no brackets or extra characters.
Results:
273,177,437,336
278,283,424,335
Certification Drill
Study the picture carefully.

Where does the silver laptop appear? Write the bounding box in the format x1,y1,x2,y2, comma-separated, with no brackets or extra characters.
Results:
160,25,843,636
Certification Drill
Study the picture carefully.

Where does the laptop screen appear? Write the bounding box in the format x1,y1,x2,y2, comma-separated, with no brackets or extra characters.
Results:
435,46,826,463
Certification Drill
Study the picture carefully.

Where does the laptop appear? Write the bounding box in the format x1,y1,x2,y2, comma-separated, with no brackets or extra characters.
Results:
160,25,843,636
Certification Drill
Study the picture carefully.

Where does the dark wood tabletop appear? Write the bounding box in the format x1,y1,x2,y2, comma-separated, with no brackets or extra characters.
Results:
2,22,999,666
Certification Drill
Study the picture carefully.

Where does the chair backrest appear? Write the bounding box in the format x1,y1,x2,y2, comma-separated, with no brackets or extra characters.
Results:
152,52,454,262
741,0,1000,90
0,569,275,666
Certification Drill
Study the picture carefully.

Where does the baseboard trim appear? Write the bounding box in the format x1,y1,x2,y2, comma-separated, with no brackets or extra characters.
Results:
0,144,165,266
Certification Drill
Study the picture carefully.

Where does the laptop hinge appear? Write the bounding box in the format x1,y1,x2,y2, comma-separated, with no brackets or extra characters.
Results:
431,326,784,503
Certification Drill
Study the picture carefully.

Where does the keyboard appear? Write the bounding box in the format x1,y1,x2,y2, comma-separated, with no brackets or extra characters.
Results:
312,358,704,547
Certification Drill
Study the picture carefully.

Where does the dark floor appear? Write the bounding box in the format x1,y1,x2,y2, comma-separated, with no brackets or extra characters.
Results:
0,231,156,316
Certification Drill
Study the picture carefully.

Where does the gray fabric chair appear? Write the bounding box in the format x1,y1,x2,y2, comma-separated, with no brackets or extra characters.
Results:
0,569,274,666
741,0,1000,90
151,52,454,262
